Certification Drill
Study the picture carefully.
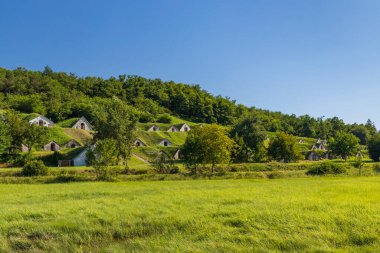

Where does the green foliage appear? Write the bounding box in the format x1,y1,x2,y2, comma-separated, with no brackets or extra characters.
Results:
351,157,364,175
21,160,48,176
373,164,380,174
0,116,11,155
268,132,302,162
350,124,370,145
367,133,380,162
306,162,347,175
230,113,267,162
0,66,369,138
152,152,177,174
4,110,28,153
182,124,235,173
157,113,172,123
329,131,359,160
23,124,49,153
88,139,118,180
6,94,46,115
93,97,138,168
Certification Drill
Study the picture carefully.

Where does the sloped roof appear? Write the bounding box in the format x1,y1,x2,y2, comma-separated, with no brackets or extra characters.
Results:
30,115,54,125
65,139,81,146
44,140,61,147
73,116,93,128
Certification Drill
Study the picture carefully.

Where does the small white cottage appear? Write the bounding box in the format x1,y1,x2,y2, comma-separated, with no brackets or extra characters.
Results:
134,138,146,147
148,125,160,132
29,115,54,127
179,123,191,132
159,138,172,147
167,126,179,132
72,116,93,131
43,141,61,151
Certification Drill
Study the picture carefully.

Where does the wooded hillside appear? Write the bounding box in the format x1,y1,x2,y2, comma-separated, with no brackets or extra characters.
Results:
0,66,376,140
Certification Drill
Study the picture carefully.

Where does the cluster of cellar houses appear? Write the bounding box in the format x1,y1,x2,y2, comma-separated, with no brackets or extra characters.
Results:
28,116,360,164
23,115,93,153
301,138,363,160
25,115,192,166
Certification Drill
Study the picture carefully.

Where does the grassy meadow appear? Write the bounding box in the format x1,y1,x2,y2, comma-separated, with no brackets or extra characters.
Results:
1,177,380,252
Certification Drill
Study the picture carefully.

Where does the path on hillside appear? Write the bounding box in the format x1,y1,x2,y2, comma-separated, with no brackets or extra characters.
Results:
132,153,151,164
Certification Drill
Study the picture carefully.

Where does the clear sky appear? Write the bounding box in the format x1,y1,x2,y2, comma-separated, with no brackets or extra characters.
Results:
1,0,380,125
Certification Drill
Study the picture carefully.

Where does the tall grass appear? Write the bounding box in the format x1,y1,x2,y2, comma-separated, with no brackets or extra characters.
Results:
0,177,380,251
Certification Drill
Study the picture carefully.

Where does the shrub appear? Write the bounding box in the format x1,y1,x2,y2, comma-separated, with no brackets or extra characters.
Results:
157,114,172,123
306,162,346,176
138,112,155,123
169,166,180,174
21,160,48,176
373,164,380,175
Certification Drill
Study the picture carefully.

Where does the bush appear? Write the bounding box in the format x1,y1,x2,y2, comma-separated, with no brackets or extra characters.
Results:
21,160,49,176
373,164,380,175
306,162,346,176
138,112,156,123
157,114,172,123
169,166,180,174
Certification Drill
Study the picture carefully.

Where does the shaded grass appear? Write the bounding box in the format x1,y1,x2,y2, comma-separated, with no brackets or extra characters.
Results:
1,177,380,252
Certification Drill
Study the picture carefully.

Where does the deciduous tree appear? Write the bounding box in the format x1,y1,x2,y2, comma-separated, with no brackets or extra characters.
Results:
329,131,359,160
182,124,235,174
268,132,302,162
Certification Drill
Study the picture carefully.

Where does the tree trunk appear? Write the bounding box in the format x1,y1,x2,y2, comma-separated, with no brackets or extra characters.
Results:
212,163,215,174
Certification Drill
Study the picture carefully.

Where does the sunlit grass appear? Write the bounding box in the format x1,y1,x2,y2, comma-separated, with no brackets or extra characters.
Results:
0,177,380,252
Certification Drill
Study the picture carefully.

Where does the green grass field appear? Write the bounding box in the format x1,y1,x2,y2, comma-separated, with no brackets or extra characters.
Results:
1,177,380,252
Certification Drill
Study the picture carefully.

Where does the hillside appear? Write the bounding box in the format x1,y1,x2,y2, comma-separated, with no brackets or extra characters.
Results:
0,66,375,142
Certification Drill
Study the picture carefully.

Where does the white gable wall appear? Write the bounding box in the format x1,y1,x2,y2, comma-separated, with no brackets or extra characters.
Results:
72,118,92,131
29,116,53,127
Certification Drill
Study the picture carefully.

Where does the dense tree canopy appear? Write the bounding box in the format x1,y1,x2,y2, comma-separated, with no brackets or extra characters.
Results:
329,131,360,160
230,113,267,162
92,97,138,168
367,133,380,162
182,125,235,173
267,132,302,163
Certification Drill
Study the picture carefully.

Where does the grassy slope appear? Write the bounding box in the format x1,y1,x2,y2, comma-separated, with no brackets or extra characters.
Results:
47,127,72,145
0,177,380,252
134,116,191,161
63,128,93,145
56,118,79,128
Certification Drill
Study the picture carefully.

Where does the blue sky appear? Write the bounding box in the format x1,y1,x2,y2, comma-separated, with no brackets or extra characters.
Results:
1,0,380,125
